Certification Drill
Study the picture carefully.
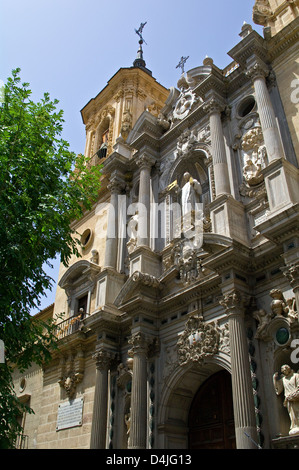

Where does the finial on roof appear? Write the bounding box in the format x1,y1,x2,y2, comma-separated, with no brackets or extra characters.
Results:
239,21,253,39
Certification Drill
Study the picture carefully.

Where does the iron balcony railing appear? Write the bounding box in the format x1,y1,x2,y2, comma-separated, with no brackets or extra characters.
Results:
55,313,84,340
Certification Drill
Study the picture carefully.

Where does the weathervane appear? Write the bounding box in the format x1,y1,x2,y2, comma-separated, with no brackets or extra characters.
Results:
176,56,189,74
135,22,147,45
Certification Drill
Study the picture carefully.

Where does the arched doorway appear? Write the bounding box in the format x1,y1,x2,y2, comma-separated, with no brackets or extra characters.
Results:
188,370,236,449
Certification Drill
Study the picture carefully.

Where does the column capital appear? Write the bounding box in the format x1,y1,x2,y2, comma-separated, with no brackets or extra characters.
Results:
92,349,116,370
219,289,245,318
128,332,153,357
203,95,226,116
107,171,125,194
245,59,269,81
136,153,156,170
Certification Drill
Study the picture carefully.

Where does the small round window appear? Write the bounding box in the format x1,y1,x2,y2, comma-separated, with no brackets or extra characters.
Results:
81,228,92,247
237,96,256,118
275,327,290,346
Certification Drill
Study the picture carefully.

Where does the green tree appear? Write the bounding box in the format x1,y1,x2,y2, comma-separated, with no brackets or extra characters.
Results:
0,69,102,448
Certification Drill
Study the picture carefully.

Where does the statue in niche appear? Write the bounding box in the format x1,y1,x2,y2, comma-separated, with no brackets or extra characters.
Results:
181,172,202,218
273,364,299,436
241,127,267,186
127,212,138,254
120,109,132,141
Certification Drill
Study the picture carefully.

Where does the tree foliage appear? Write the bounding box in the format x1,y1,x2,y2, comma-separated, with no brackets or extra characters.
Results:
0,69,102,448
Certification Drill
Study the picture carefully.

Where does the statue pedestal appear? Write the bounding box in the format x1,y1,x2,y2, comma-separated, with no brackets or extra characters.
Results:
272,435,299,449
210,194,249,245
263,158,299,214
96,268,126,309
129,245,161,278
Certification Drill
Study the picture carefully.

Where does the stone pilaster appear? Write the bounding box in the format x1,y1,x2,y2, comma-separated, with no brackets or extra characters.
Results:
246,58,284,163
219,290,258,449
104,172,124,269
136,154,156,248
90,349,115,449
203,96,231,197
127,332,150,449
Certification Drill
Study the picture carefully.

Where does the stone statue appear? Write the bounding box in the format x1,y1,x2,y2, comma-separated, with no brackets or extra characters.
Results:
286,298,298,324
273,365,299,436
270,289,288,317
253,308,272,339
181,172,202,217
127,213,138,254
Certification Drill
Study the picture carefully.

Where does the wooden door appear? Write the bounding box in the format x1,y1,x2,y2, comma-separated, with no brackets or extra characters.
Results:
188,370,236,449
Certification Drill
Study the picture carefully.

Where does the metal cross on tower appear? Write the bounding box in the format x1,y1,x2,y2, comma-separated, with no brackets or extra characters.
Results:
176,56,189,74
135,22,147,45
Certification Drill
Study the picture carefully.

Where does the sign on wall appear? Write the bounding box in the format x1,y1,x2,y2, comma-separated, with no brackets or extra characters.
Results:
56,397,84,431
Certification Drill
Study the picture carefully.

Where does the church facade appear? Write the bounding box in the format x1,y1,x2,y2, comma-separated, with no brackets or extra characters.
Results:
13,0,299,450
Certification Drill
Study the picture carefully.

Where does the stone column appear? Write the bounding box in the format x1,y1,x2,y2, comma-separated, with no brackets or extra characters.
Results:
127,332,149,449
204,96,231,197
104,173,124,269
136,154,156,247
90,349,115,449
246,59,284,163
219,290,258,449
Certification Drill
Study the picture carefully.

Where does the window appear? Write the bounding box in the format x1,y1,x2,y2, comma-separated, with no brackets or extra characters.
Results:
237,96,256,118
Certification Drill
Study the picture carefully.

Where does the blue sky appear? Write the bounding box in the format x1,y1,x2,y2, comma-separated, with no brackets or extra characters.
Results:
1,0,263,313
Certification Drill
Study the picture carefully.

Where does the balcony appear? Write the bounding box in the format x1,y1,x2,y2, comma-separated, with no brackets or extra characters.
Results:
55,311,85,340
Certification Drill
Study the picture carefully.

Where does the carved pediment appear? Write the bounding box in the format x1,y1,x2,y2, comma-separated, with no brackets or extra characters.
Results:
114,271,163,308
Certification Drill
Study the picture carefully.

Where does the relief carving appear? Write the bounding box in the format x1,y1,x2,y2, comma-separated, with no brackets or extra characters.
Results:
58,349,85,399
173,86,198,121
253,0,273,26
241,127,267,186
177,314,220,367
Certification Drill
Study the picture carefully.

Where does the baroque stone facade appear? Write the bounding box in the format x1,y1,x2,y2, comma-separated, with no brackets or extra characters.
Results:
13,3,299,450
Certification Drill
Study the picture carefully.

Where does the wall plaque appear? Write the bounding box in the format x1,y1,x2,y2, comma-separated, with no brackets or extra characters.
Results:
56,397,84,431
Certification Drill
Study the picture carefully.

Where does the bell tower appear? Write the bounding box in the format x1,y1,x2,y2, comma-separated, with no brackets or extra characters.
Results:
253,0,299,35
80,23,168,164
